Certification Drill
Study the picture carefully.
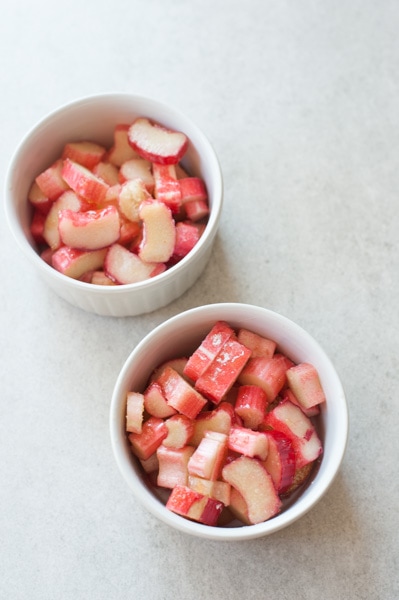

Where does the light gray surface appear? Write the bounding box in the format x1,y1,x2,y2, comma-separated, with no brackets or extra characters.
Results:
1,1,398,599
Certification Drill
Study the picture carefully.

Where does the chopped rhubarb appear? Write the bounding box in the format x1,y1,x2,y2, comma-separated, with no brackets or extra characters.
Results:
264,399,323,469
157,366,208,419
286,362,327,409
128,117,188,165
157,445,195,489
234,384,268,429
144,381,177,419
261,430,296,494
238,354,293,403
153,163,182,214
128,416,168,461
227,426,269,461
195,338,252,404
183,321,235,382
237,328,276,359
163,414,194,448
187,431,228,480
126,391,145,434
190,401,234,446
222,456,282,524
166,484,224,526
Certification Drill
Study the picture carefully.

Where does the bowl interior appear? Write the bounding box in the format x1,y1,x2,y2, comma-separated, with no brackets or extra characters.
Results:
110,303,348,540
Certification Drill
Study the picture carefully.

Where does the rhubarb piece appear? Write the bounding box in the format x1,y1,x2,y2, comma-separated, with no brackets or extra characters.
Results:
35,159,70,201
188,431,228,481
286,362,327,409
61,158,109,203
234,385,268,429
138,200,176,263
153,163,182,213
195,338,252,404
104,243,165,285
163,414,194,448
261,430,296,493
58,205,120,251
264,399,323,469
228,487,252,525
227,426,269,461
128,117,188,165
238,354,293,403
157,366,207,420
62,140,106,169
151,357,189,381
166,484,224,526
144,381,177,419
128,416,168,461
93,161,120,186
90,270,116,286
222,456,282,524
118,178,152,222
188,475,231,506
51,246,107,279
170,221,201,263
190,402,234,446
28,182,52,214
179,177,208,204
126,391,145,434
237,328,277,359
157,445,195,488
118,158,154,191
184,198,210,222
43,190,85,250
108,124,140,167
30,210,46,245
118,217,141,246
183,321,235,382
280,387,320,418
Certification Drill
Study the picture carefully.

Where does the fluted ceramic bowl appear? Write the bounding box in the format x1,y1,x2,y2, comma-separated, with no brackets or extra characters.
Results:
110,303,348,540
5,93,223,316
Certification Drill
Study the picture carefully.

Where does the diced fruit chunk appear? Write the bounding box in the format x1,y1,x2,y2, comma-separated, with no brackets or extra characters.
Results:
162,414,194,448
187,431,228,480
128,416,168,461
166,485,224,526
128,117,188,165
195,338,251,404
238,354,293,403
35,159,70,201
261,430,296,493
51,247,107,279
104,243,165,285
157,366,207,419
264,400,323,469
237,328,277,359
138,200,176,263
286,362,327,409
183,321,235,382
62,140,106,169
126,391,145,434
61,158,109,203
222,456,282,524
227,426,269,461
234,384,268,429
58,205,120,250
157,445,195,488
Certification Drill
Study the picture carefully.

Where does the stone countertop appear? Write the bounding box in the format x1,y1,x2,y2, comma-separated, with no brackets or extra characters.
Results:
1,1,398,599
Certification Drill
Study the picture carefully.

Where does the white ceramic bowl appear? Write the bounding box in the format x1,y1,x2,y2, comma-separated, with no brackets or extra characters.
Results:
5,93,223,317
110,303,348,541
